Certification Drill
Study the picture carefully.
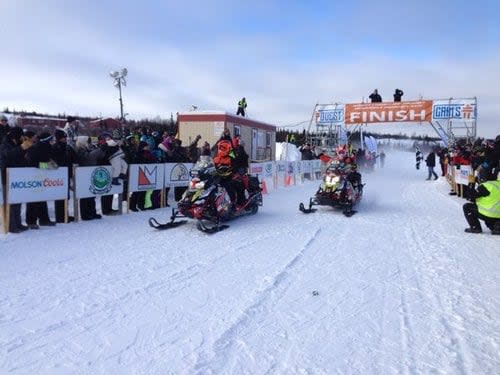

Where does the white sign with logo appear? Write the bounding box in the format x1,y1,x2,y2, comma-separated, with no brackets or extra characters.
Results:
128,164,165,192
454,165,473,185
312,160,322,173
74,166,124,199
315,104,345,125
164,163,194,187
7,167,68,204
432,99,477,121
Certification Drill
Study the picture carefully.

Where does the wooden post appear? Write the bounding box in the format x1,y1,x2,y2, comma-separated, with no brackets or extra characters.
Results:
3,170,9,233
73,167,79,222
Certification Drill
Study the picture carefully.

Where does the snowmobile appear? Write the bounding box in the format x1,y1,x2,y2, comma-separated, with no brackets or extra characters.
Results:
149,157,263,233
299,163,363,217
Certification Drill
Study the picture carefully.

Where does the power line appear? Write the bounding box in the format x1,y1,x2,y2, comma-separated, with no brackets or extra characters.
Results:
277,120,309,129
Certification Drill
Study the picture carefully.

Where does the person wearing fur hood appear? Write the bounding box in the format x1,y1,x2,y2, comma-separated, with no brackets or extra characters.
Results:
105,138,128,185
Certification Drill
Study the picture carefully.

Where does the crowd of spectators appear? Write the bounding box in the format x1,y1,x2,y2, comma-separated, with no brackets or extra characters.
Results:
0,115,210,233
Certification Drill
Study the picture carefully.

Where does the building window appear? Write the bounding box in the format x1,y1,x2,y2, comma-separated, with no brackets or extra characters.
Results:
234,125,241,136
266,132,271,147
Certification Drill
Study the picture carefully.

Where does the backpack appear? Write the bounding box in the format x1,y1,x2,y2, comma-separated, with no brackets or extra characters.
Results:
213,140,234,167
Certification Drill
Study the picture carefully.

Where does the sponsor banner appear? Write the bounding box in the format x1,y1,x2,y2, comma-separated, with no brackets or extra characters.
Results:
75,166,123,199
301,160,313,174
312,160,322,173
164,163,194,187
454,165,473,185
249,162,275,179
249,163,264,176
432,99,477,121
276,161,287,176
315,104,345,125
345,100,433,124
128,164,165,192
262,161,275,179
7,167,68,204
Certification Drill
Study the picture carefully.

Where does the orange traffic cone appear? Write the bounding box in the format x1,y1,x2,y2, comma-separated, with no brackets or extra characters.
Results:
261,180,268,194
285,175,292,187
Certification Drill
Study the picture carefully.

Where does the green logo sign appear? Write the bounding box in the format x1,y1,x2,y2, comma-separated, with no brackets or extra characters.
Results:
90,167,112,195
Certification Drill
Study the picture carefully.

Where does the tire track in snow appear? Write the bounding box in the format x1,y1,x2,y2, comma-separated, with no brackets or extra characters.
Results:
193,227,322,374
406,222,471,373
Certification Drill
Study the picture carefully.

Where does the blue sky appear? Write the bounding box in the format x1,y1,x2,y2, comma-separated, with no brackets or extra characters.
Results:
1,0,498,137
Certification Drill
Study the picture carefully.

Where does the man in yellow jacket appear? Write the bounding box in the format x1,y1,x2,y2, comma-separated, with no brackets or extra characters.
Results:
463,173,500,235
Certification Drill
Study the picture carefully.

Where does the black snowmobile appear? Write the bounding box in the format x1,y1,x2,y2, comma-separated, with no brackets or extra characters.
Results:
149,157,263,233
299,164,363,217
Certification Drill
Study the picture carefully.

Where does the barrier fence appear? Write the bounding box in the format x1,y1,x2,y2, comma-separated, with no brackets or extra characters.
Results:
1,160,474,233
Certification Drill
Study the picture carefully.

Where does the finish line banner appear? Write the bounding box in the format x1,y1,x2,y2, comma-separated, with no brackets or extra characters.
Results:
345,101,433,125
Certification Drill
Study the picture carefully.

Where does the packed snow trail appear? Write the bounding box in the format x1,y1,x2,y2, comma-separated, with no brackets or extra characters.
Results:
1,151,499,374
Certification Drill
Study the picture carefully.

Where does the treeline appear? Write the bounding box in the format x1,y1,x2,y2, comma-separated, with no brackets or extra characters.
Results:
275,128,440,144
2,107,178,134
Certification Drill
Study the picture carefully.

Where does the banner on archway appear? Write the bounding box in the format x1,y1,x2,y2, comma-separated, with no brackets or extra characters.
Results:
314,98,476,126
431,99,476,121
345,100,433,125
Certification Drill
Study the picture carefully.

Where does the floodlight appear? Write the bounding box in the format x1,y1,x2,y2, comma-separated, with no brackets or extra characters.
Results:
109,67,128,124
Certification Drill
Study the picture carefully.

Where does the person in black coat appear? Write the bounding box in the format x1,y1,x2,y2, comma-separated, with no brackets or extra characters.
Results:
425,150,439,180
52,129,77,223
75,136,102,220
92,137,118,215
369,89,382,103
232,141,250,206
393,89,404,102
25,132,57,228
0,114,10,144
1,127,32,232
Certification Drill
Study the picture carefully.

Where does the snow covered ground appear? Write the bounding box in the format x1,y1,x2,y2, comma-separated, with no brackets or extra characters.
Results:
1,150,499,374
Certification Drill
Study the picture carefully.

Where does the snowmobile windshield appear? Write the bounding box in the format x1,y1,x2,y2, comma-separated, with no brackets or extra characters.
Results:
191,157,216,179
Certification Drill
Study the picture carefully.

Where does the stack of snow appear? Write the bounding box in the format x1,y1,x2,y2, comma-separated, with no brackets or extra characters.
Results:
275,142,301,161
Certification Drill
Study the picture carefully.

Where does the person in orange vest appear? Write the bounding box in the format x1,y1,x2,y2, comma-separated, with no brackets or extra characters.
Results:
213,129,239,207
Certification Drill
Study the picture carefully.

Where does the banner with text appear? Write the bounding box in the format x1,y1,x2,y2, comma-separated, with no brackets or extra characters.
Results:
345,100,433,124
314,104,345,125
7,167,68,204
432,99,477,121
454,165,473,185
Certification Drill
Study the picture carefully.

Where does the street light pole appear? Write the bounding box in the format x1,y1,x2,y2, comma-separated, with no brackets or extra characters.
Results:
110,68,128,137
118,81,124,122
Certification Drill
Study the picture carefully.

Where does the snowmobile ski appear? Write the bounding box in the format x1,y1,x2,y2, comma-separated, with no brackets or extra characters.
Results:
148,217,187,230
343,209,357,217
196,220,229,234
299,201,317,214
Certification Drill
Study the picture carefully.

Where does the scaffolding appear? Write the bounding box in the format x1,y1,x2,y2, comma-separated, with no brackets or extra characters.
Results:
306,97,478,149
305,103,343,150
